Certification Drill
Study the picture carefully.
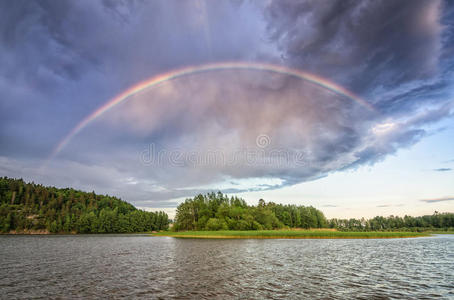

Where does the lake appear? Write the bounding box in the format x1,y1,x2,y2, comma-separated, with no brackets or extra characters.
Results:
1,235,453,299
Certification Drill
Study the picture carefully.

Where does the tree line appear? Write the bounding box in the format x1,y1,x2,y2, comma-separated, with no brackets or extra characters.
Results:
2,177,452,233
173,192,327,231
329,213,454,231
0,177,169,233
174,192,454,232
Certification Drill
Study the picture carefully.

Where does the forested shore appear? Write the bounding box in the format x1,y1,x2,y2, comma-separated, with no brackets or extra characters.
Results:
1,177,453,234
173,192,454,232
0,177,169,233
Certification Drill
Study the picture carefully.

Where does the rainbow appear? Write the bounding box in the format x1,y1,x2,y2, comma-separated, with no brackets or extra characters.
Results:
49,62,375,161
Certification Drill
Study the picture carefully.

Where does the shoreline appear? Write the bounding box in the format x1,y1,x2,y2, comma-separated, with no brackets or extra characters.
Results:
3,230,453,238
0,231,154,235
151,230,442,239
150,234,428,239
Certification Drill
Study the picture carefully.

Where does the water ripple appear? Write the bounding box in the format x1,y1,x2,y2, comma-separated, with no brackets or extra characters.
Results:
0,235,453,299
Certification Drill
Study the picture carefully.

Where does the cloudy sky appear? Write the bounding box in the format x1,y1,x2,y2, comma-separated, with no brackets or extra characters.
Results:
1,0,453,218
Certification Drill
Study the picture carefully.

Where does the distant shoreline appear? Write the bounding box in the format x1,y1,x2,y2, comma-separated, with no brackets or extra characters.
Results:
151,235,426,239
150,229,447,239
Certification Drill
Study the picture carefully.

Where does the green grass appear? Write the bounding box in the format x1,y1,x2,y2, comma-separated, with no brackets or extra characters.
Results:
151,229,430,239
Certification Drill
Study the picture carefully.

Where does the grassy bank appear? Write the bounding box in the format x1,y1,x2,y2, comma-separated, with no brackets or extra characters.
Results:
426,230,454,234
151,229,430,239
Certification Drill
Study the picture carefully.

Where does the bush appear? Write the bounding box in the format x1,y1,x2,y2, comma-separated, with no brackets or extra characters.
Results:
205,218,228,231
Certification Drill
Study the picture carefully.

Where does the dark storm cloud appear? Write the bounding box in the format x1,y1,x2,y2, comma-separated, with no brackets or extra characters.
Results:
376,80,449,115
265,0,444,93
1,0,454,207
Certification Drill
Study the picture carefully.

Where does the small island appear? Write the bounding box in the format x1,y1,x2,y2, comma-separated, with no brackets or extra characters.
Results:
153,192,453,239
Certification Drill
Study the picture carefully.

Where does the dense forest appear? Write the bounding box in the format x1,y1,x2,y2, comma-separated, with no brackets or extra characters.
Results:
0,177,169,233
173,192,327,231
174,192,454,232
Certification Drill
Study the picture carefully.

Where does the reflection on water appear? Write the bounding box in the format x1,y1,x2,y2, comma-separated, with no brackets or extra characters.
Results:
0,235,453,299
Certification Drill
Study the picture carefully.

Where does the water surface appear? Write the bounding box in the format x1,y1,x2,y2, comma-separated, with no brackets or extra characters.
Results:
1,235,453,299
